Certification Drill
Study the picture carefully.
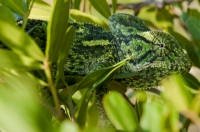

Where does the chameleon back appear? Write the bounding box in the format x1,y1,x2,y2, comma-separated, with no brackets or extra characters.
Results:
65,22,120,76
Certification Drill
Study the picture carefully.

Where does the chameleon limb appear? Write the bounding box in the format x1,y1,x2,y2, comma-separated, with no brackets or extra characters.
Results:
95,85,116,130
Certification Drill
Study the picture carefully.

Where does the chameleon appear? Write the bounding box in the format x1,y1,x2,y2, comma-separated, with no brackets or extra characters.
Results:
0,13,191,88
65,13,191,88
63,13,191,129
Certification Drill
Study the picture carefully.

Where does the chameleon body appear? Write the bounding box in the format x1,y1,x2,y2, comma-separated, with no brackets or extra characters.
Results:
65,13,191,89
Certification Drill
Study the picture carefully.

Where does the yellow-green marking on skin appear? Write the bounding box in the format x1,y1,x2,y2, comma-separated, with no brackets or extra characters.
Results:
83,40,110,46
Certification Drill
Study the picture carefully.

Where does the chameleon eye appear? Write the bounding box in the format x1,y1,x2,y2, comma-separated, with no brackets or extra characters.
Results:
159,43,165,49
138,31,175,57
153,42,169,57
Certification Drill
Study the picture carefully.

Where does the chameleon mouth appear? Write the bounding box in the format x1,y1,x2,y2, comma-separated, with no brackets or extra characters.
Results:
143,61,191,72
127,60,192,76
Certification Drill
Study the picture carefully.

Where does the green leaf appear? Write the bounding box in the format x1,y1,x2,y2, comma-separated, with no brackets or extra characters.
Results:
42,0,53,5
0,19,45,61
46,0,70,62
180,12,188,23
59,120,79,132
75,90,90,128
55,26,75,84
156,6,173,29
89,0,111,19
29,0,52,20
103,91,139,131
0,70,52,132
134,91,147,120
167,28,200,67
73,0,81,9
70,9,109,30
112,0,117,14
140,102,169,132
87,99,99,127
0,0,26,16
184,73,200,90
186,17,200,40
186,43,200,67
0,6,16,25
107,80,127,93
169,108,180,132
0,49,43,70
75,58,128,94
138,6,173,30
162,75,193,111
187,9,200,20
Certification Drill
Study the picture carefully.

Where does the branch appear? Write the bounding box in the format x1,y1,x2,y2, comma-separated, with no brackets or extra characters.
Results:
112,0,189,15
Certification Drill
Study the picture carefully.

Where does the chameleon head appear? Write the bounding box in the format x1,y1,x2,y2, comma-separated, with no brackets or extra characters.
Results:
118,30,191,88
109,13,191,88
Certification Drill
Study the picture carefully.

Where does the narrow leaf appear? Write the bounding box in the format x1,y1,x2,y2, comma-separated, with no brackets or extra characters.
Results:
140,102,169,132
0,19,45,61
29,0,52,20
186,17,200,40
162,75,193,111
55,26,75,84
76,90,90,128
135,91,147,121
46,0,70,63
187,9,200,20
73,0,81,9
70,9,109,30
0,70,52,132
112,0,117,14
0,0,26,16
0,49,43,70
89,0,111,19
75,58,129,94
107,80,127,93
0,6,16,25
184,73,200,90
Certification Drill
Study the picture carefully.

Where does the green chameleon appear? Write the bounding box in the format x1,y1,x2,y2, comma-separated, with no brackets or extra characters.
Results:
9,13,190,88
63,13,191,129
66,13,191,88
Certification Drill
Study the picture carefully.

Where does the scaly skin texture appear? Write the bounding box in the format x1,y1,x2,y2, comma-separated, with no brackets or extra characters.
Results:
65,13,191,89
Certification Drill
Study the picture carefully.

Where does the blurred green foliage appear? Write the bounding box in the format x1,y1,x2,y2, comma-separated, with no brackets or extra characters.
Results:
0,0,200,132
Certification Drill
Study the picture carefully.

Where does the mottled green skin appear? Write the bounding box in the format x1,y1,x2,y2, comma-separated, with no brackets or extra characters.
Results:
64,13,191,89
65,22,120,75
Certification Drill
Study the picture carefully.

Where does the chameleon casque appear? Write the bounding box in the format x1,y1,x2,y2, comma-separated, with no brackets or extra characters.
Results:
65,13,191,88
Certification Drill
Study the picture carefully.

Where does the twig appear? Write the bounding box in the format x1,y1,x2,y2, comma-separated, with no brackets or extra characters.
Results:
22,0,35,30
110,0,188,15
43,58,62,120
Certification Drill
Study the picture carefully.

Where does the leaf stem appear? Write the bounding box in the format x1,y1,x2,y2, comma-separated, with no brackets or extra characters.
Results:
43,58,62,119
22,0,35,30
